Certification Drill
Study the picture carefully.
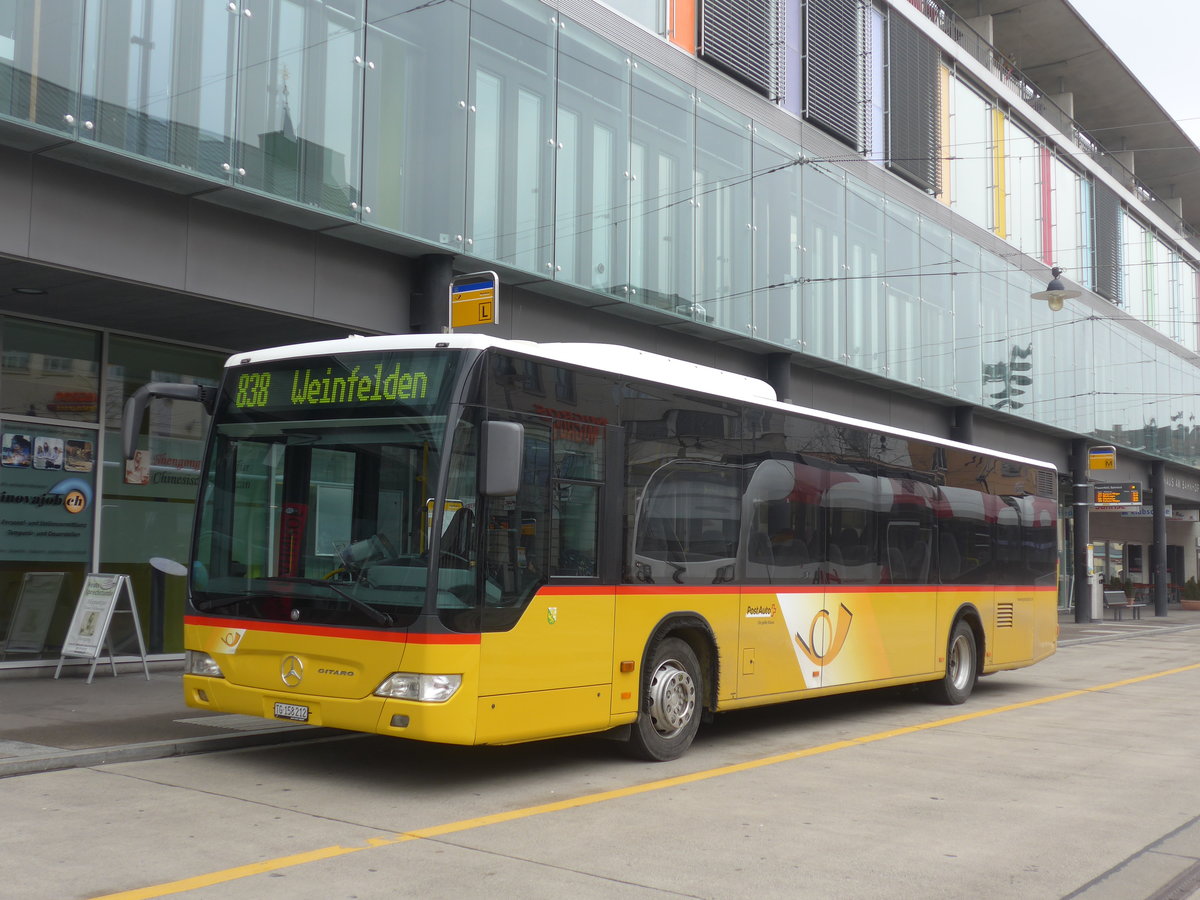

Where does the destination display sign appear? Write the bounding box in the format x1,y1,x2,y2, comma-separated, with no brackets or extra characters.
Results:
1093,482,1142,506
225,352,454,415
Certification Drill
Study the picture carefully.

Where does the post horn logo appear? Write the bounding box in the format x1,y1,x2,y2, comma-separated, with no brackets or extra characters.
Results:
795,603,854,667
281,655,304,687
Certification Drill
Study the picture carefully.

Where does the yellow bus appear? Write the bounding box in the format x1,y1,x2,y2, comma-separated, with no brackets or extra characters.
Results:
124,334,1058,760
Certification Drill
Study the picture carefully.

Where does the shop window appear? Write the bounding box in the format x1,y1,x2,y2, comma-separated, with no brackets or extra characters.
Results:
0,320,101,423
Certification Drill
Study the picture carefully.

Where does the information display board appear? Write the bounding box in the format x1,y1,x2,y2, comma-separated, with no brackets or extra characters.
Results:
1094,482,1142,507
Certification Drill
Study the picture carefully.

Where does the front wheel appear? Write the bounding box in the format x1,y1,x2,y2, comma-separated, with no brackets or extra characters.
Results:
920,619,977,705
625,637,703,761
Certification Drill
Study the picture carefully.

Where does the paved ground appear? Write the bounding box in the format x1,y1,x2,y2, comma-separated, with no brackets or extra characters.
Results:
3,605,1199,779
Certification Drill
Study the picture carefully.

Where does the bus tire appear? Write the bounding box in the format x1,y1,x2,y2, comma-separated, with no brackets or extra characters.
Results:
921,619,977,705
625,637,702,761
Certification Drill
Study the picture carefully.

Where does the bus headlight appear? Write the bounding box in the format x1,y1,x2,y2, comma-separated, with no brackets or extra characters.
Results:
374,672,461,702
185,650,225,678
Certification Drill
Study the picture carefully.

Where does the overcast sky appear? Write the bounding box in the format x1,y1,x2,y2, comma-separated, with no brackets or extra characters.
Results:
1068,0,1200,148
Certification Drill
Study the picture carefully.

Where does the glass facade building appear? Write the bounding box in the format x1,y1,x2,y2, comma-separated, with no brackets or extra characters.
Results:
1,0,1200,658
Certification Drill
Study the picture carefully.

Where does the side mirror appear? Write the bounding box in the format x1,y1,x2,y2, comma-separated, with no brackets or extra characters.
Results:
122,383,217,460
482,421,523,497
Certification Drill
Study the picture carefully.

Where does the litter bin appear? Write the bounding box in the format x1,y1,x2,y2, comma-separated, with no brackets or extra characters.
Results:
148,557,187,654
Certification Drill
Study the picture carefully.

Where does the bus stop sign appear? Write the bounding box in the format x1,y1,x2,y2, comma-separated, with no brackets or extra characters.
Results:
1088,445,1116,470
449,271,499,329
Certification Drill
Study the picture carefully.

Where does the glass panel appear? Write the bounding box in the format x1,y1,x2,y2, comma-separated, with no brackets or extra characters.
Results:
0,320,100,422
1052,156,1083,285
884,200,920,384
801,162,844,362
695,94,752,333
81,1,238,177
752,126,803,348
598,0,664,35
846,176,885,373
980,252,1010,411
235,0,364,215
0,0,83,134
1004,119,1041,261
362,0,468,246
629,59,693,314
1005,270,1033,419
920,216,954,394
0,420,95,661
950,77,990,232
951,235,981,403
101,337,222,653
466,0,556,273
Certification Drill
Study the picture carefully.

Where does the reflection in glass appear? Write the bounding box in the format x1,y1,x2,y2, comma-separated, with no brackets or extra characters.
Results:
629,60,693,314
0,0,83,133
466,0,555,274
695,95,751,333
752,126,803,347
555,22,629,294
82,1,237,176
235,0,363,214
801,163,844,362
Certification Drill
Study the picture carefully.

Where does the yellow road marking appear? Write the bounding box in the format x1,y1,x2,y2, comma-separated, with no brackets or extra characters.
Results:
95,662,1200,900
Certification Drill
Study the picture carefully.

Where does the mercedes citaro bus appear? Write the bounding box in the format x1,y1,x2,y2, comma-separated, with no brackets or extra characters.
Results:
123,334,1058,760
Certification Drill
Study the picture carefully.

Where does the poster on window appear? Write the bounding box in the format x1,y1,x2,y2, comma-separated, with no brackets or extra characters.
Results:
3,571,66,654
0,422,95,562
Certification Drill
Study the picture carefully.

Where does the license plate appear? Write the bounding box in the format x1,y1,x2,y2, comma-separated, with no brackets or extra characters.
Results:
274,702,309,722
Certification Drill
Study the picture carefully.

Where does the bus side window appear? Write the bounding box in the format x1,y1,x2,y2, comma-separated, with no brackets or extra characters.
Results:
481,420,551,629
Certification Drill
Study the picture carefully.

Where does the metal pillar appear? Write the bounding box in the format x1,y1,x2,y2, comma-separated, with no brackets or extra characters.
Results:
1071,439,1092,623
1152,461,1168,616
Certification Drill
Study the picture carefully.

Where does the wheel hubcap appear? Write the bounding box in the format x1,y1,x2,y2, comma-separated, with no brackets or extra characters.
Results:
647,658,696,738
948,633,972,691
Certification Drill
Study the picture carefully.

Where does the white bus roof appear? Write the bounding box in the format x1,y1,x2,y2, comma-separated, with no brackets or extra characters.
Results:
227,333,1056,474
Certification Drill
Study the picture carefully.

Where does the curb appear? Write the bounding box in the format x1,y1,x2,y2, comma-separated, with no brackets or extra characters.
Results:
0,725,345,779
1057,622,1200,648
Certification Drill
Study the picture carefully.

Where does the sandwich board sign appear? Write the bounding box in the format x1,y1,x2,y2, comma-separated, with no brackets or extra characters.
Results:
54,573,149,683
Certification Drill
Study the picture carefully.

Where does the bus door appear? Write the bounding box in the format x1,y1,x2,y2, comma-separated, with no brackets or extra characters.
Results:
473,416,616,742
739,458,822,698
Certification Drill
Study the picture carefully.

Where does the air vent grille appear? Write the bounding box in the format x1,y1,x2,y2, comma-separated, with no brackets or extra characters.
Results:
996,602,1015,628
1036,470,1056,499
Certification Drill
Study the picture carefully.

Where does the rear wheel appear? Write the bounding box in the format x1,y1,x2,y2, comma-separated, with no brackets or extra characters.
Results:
921,619,977,705
625,637,702,761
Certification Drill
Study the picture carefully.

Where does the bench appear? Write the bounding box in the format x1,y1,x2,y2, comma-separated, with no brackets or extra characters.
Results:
1103,590,1147,621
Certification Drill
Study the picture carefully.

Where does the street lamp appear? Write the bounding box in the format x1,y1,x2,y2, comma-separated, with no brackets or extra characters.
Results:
1032,266,1082,311
1031,268,1091,622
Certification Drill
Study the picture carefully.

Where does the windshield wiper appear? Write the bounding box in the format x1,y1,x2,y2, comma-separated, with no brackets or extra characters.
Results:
270,576,395,626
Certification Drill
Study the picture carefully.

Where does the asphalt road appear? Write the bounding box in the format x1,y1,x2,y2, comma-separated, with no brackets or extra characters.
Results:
6,627,1200,900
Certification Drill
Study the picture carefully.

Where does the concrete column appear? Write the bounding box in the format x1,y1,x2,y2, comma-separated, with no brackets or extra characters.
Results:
949,406,974,444
409,253,455,334
766,353,792,404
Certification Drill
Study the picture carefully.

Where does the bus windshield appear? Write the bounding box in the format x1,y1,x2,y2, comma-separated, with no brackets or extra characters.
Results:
191,349,464,628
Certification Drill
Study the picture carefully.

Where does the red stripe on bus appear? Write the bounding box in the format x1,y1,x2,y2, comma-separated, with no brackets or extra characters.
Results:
183,616,480,644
